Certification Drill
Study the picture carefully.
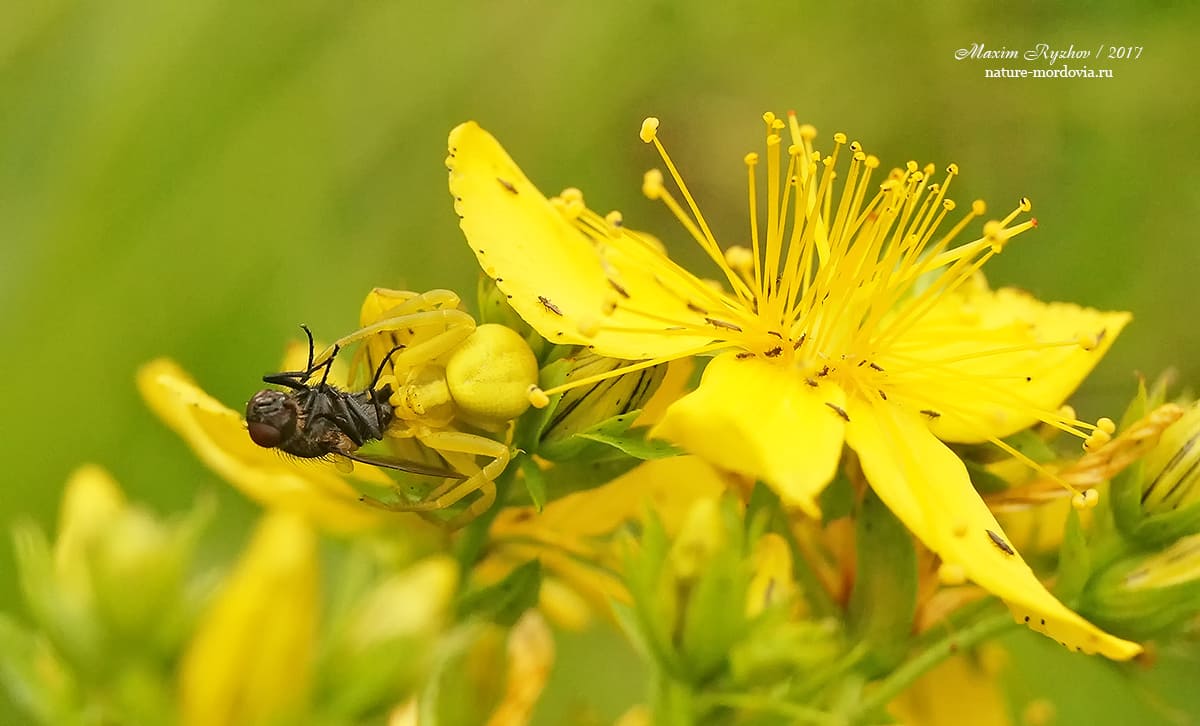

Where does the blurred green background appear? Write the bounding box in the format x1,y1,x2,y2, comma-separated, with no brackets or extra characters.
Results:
2,1,1198,723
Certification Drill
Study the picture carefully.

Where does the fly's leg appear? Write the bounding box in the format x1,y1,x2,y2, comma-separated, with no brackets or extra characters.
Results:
263,324,324,387
359,431,509,528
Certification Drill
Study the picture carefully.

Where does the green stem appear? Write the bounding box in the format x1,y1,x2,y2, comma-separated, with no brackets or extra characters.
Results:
848,607,1016,723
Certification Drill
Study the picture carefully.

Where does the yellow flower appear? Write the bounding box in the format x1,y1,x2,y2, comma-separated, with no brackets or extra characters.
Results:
138,357,406,533
446,115,1140,659
178,511,318,726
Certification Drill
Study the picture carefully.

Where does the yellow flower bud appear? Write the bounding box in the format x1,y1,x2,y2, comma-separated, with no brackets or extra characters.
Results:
179,512,318,726
1140,403,1200,514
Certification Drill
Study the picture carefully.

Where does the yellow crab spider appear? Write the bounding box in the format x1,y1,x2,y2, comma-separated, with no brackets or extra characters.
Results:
325,288,538,527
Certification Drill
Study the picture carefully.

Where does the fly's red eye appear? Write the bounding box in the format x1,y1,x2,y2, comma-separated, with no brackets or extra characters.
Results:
247,421,283,448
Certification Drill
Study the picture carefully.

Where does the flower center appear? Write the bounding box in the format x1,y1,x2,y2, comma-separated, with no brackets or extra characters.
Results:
530,113,1116,504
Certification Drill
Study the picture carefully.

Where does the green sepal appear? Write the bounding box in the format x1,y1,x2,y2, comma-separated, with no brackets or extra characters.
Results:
518,455,547,512
1128,500,1200,549
455,559,542,627
1054,508,1092,602
817,468,854,523
1110,458,1147,539
846,489,917,677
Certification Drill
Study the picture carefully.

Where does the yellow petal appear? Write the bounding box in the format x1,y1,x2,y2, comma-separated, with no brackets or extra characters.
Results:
137,358,392,534
889,652,1011,726
650,354,846,516
447,122,712,358
885,285,1130,442
179,511,318,726
843,397,1141,660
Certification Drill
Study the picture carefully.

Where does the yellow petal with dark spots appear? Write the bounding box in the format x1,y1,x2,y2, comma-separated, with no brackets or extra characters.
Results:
882,284,1131,442
448,121,713,358
843,396,1142,660
650,353,846,517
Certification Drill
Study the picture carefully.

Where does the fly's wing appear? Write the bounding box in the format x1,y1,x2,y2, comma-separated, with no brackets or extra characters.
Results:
340,450,469,479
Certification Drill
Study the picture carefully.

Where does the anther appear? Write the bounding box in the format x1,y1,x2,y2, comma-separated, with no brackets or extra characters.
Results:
744,152,759,166
947,163,960,175
605,210,624,228
1097,417,1116,435
1072,488,1100,510
529,386,550,409
833,132,848,145
1019,197,1032,212
724,245,755,272
639,117,660,143
642,169,664,200
972,200,987,215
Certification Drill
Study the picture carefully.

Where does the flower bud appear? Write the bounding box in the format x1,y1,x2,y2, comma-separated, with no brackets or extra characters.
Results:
1078,531,1200,639
538,352,667,460
1113,403,1200,547
1140,403,1200,515
179,511,318,726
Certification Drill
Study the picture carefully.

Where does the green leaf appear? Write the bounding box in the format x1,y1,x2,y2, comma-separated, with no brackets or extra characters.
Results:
577,428,683,461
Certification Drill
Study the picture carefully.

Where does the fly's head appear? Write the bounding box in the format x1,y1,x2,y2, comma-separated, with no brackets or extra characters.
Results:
245,389,300,448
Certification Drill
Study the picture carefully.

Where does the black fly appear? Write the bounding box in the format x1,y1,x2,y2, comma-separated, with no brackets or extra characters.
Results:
245,326,463,478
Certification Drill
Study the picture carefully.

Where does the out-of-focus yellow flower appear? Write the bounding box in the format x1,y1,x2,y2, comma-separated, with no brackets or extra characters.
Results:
889,647,1012,726
53,465,126,597
447,116,1139,659
179,511,318,726
138,357,402,533
484,612,554,726
479,456,726,628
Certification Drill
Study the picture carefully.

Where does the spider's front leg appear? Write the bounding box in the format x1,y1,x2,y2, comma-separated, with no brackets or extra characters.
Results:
360,430,509,528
